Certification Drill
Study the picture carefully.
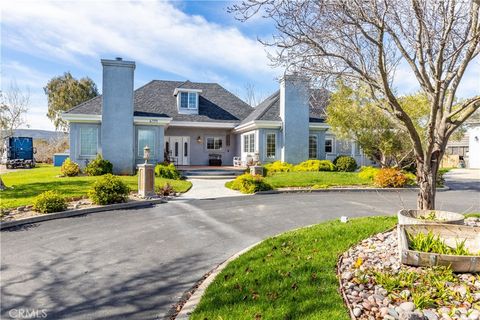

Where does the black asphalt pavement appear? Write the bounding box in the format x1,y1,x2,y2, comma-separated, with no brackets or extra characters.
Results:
1,188,479,319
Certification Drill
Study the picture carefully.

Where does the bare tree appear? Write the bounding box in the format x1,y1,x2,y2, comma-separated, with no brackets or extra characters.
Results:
244,82,268,107
0,82,30,190
231,0,480,209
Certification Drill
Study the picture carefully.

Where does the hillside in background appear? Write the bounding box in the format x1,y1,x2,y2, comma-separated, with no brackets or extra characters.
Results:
7,129,67,141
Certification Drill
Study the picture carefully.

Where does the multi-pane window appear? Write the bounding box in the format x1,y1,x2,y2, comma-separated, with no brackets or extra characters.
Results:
266,133,276,159
309,135,317,159
137,128,156,157
325,139,333,153
243,133,255,153
79,126,98,156
180,92,197,109
206,137,223,150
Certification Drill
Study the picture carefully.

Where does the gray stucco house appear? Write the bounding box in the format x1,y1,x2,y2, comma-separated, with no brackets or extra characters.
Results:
63,58,371,174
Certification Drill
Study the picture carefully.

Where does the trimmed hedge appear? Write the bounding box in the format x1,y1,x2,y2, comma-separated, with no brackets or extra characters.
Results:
333,156,357,172
33,191,67,213
85,154,113,176
61,158,80,177
155,163,181,180
263,161,293,175
88,174,130,205
294,160,335,172
227,173,272,194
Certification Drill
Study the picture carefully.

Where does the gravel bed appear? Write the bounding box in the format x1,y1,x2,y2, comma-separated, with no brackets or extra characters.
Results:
338,218,480,320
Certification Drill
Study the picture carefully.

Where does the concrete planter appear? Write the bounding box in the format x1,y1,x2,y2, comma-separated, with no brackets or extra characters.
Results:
397,209,464,225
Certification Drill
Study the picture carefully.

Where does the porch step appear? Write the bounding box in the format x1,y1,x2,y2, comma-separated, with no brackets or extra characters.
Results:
180,169,245,179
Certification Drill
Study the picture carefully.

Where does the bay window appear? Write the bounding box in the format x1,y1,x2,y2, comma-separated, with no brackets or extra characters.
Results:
79,126,98,157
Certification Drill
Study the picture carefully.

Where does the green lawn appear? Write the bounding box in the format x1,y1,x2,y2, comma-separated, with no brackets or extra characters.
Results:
465,213,480,218
191,216,396,320
0,165,191,209
264,171,372,188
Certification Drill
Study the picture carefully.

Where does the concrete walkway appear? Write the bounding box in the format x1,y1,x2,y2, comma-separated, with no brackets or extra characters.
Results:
444,168,480,191
180,178,244,200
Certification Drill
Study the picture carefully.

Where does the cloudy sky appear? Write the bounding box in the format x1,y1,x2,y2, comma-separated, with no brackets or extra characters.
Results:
2,0,479,131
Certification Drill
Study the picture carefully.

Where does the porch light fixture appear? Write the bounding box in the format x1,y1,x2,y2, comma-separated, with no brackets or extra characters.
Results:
143,145,151,164
197,136,202,144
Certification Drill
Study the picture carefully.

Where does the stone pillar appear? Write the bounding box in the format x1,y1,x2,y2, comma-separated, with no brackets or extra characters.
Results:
137,164,155,197
250,165,264,176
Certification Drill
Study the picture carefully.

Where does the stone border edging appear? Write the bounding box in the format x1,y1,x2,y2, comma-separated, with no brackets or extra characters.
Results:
0,198,166,230
256,186,449,194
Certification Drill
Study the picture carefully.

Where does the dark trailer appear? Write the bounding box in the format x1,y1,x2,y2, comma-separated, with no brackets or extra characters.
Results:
1,136,36,169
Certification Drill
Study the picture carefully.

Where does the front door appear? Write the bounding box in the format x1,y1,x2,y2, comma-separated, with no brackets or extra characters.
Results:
165,136,190,165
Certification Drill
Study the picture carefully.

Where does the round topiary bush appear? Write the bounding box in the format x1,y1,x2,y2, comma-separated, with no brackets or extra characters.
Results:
61,158,81,177
85,154,113,176
88,174,130,205
333,155,357,172
33,191,67,213
155,163,181,180
373,168,408,188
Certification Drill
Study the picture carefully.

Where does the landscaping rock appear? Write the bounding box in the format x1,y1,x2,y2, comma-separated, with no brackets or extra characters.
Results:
338,228,479,320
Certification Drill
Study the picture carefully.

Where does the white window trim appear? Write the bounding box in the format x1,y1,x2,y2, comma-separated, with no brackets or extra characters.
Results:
309,134,318,159
325,137,335,154
265,131,277,160
137,127,157,158
177,91,199,110
205,136,223,151
242,132,255,153
78,126,98,158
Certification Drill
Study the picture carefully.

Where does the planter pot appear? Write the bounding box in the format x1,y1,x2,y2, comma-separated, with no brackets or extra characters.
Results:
398,224,480,273
397,209,464,225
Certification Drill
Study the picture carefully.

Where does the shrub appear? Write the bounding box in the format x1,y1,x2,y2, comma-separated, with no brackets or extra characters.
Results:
294,160,335,172
373,168,408,188
333,155,357,172
88,174,130,205
358,166,380,181
61,158,81,177
227,173,272,194
404,172,417,185
33,191,67,213
85,154,113,176
157,183,174,196
155,163,181,180
263,161,293,175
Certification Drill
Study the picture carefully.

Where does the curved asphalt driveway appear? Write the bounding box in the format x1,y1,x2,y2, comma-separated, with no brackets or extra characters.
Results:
1,188,479,320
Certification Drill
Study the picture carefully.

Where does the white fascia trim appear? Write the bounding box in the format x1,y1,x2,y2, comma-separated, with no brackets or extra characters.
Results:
173,88,203,96
169,121,238,129
134,116,172,125
309,122,330,130
61,113,102,123
233,120,282,133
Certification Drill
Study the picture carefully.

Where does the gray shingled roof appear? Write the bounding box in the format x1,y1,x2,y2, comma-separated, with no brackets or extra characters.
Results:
65,80,253,123
240,88,330,124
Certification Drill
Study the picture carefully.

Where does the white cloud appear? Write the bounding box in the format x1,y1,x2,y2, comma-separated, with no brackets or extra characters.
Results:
2,0,276,82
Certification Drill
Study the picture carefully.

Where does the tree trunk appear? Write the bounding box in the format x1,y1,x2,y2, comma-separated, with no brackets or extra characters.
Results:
416,157,439,210
0,176,6,191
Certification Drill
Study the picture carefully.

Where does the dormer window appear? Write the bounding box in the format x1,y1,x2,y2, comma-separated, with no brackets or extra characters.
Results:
180,92,197,109
174,87,202,114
